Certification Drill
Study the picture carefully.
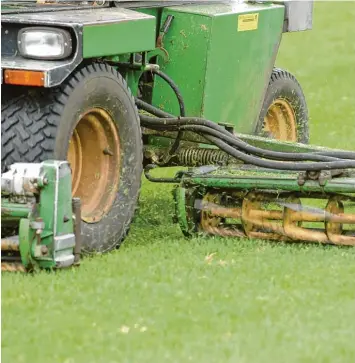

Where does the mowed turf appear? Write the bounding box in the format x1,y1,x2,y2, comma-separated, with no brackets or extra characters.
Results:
2,3,355,363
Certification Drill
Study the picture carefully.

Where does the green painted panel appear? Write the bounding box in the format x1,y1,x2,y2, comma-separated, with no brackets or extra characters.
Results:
83,17,156,58
151,8,210,116
136,7,162,36
184,175,355,194
204,4,285,133
151,3,285,134
236,133,350,154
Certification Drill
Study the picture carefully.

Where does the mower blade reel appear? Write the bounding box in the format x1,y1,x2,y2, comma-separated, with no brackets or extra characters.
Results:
175,166,355,245
1,236,25,272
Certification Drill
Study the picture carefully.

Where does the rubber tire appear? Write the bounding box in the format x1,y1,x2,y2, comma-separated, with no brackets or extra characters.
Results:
255,68,309,144
1,63,143,253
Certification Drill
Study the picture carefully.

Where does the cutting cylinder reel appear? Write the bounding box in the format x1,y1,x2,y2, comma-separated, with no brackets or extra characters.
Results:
199,191,355,245
173,167,355,246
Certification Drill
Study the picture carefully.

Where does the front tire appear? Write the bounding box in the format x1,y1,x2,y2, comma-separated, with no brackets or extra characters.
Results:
1,63,143,253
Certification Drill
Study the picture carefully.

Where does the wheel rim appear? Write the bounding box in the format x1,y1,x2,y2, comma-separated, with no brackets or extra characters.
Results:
67,108,120,223
263,98,297,142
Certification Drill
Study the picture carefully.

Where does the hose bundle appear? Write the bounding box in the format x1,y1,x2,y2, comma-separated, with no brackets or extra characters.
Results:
137,71,355,172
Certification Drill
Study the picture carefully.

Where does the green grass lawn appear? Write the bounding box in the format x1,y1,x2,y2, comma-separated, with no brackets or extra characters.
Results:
2,3,355,363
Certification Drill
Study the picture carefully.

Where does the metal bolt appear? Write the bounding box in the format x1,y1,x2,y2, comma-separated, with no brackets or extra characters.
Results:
41,245,48,256
103,147,114,156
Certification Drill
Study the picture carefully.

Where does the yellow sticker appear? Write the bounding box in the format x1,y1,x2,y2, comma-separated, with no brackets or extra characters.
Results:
238,13,259,32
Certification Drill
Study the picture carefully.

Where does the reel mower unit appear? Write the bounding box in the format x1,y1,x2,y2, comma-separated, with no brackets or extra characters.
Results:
1,161,81,272
173,165,355,245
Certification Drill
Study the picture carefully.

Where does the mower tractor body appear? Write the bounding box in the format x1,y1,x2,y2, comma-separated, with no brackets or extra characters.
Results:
1,0,312,134
1,160,80,272
11,0,355,265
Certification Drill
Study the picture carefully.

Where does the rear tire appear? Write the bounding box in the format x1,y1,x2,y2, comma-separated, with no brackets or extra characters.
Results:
1,63,143,253
255,68,309,143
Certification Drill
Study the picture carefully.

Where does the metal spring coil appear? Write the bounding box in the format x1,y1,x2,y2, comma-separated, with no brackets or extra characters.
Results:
177,148,230,167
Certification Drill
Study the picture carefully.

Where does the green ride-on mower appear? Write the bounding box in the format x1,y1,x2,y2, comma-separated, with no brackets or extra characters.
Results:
1,0,355,272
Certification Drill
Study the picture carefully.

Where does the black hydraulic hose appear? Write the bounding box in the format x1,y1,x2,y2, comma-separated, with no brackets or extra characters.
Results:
135,98,173,118
200,133,355,171
137,100,355,161
150,69,186,117
313,151,355,160
137,70,185,163
140,120,337,162
139,115,340,163
143,122,355,169
140,118,355,169
149,69,186,159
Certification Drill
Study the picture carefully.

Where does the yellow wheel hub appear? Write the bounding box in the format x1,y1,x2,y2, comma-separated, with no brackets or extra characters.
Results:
263,98,297,142
67,108,120,223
